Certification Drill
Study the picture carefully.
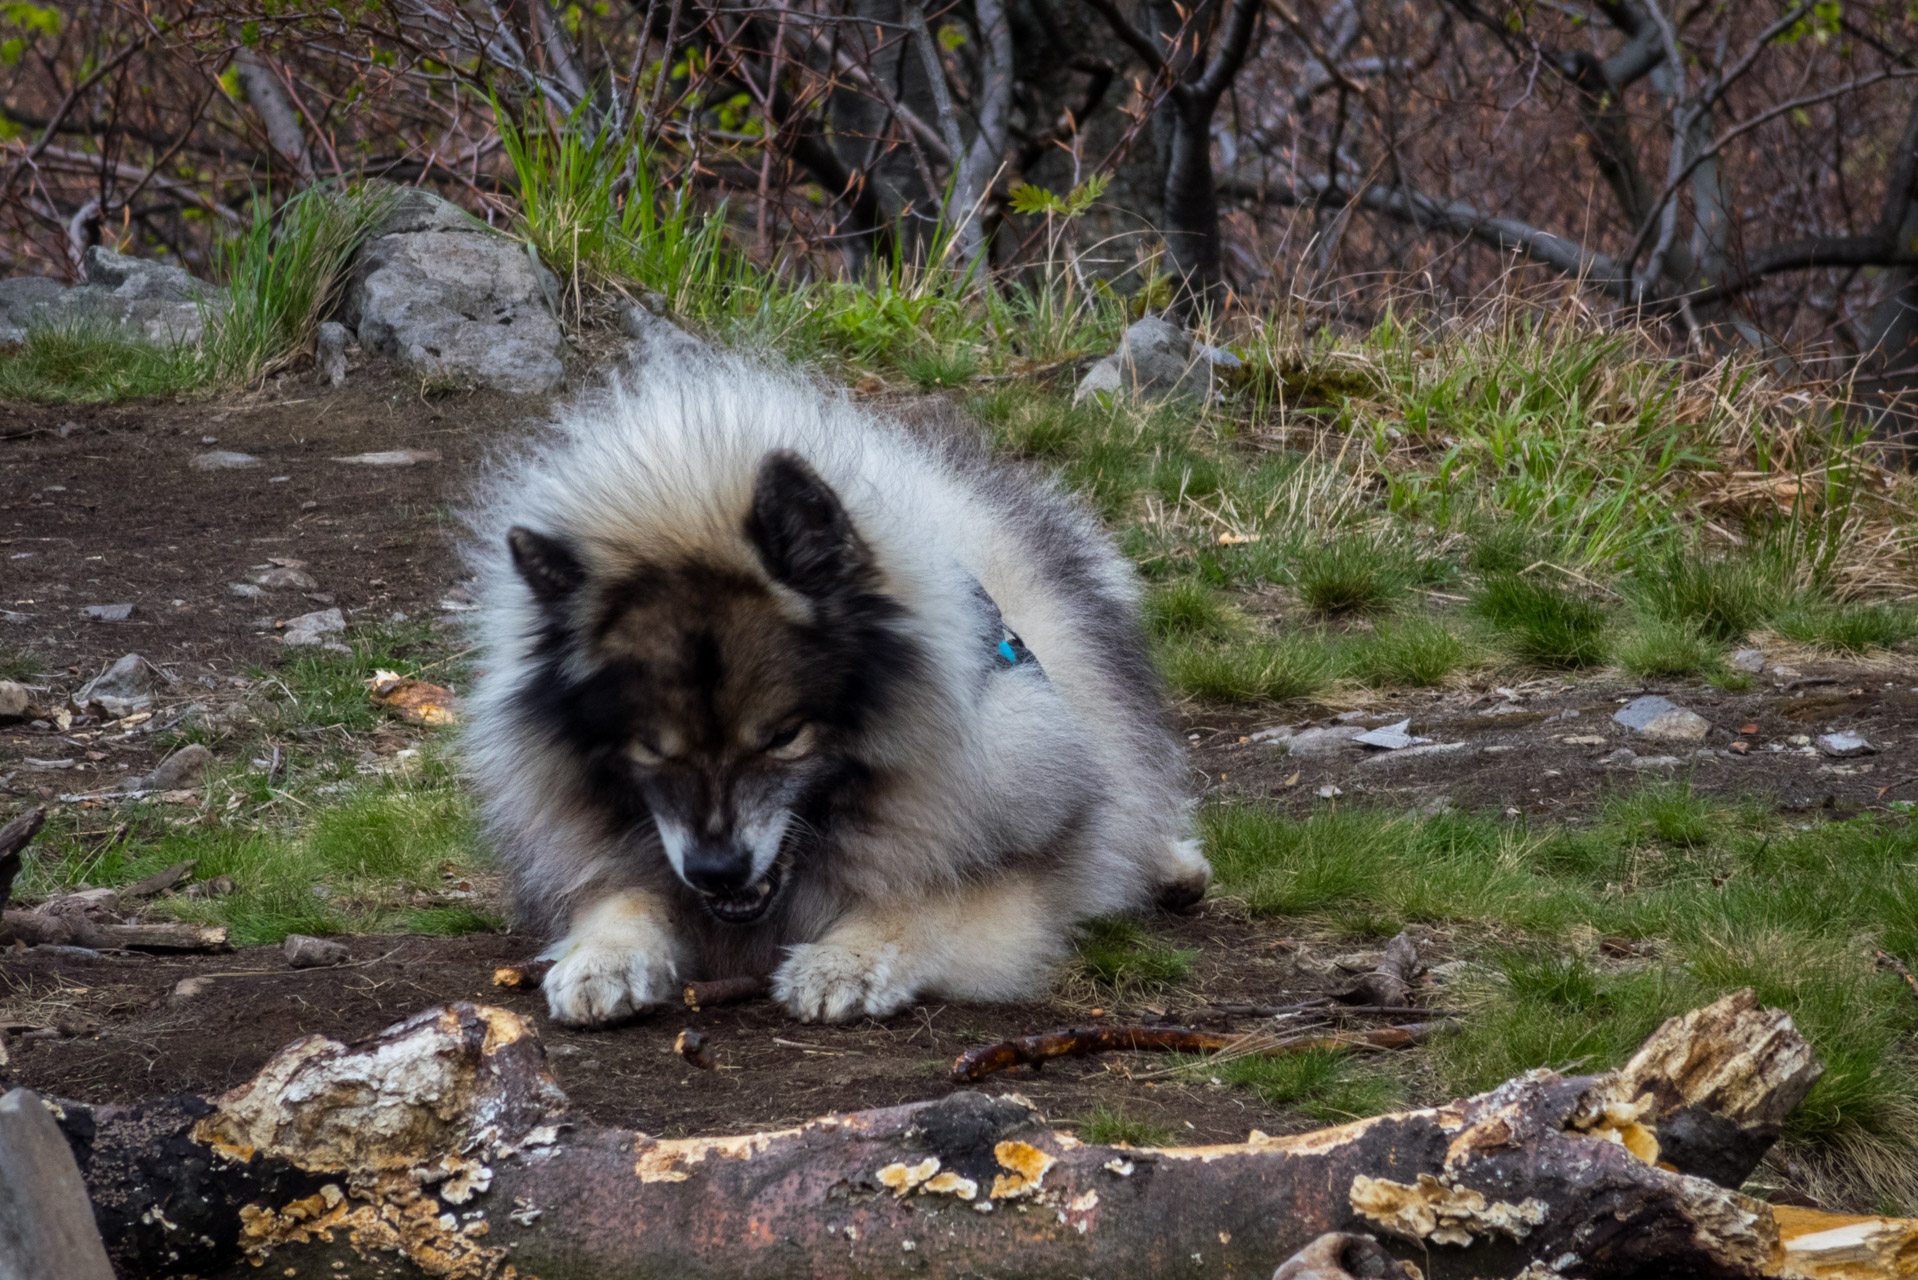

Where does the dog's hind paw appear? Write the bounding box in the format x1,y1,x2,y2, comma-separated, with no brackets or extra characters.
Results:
773,941,911,1023
542,941,676,1027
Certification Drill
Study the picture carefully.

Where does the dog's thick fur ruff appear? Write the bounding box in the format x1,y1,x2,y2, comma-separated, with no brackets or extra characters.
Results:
464,358,1207,1024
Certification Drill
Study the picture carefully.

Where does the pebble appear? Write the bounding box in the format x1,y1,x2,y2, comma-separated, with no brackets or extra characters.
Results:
331,449,441,467
142,743,212,791
283,934,351,968
229,583,268,599
78,652,156,715
248,564,319,591
1248,725,1297,744
1315,784,1343,798
1613,694,1711,742
316,320,350,387
1817,732,1875,758
1284,725,1369,756
1630,755,1683,769
282,607,349,651
80,603,134,622
1353,719,1430,750
191,450,262,470
171,976,214,1001
1730,648,1765,673
0,681,29,720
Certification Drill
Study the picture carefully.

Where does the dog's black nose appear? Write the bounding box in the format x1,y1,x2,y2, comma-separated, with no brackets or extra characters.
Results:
682,843,756,895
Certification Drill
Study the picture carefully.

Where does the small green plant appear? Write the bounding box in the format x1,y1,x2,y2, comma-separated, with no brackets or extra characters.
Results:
1144,579,1235,640
1473,573,1608,668
1204,1048,1403,1124
1073,916,1197,996
1,645,45,681
1291,539,1407,615
1157,636,1331,703
1348,617,1466,687
0,320,191,402
1773,599,1918,655
1614,617,1718,679
901,346,980,390
1632,551,1777,643
1075,1102,1176,1148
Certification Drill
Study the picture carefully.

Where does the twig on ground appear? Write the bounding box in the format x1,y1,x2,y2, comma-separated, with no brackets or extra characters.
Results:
1211,1001,1447,1018
683,975,771,1009
492,959,555,990
1876,775,1918,799
1875,949,1918,1003
121,860,196,899
951,1020,1448,1083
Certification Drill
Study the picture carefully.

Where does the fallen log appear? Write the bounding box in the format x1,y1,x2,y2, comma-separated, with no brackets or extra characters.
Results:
0,911,230,952
51,989,1914,1279
951,1021,1446,1083
0,805,47,914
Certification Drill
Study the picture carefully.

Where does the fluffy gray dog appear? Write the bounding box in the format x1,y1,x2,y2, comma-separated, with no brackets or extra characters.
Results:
464,358,1207,1025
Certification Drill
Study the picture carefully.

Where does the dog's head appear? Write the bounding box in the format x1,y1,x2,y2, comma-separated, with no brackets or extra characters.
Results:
507,450,912,925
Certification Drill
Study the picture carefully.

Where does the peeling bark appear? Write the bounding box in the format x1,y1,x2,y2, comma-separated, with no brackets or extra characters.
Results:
55,991,1917,1280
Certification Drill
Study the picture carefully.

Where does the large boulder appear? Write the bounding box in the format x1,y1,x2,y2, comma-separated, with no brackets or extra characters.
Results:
0,246,225,347
339,189,566,395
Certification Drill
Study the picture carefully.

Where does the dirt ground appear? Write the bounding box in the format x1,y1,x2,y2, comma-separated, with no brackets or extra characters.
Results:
5,372,1917,1140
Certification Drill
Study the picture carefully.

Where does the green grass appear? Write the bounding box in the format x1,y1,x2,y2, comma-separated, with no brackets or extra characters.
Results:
1344,617,1468,687
1631,551,1779,643
1072,916,1198,997
1472,573,1609,668
1200,1047,1405,1126
1291,539,1407,615
260,619,450,735
1773,599,1918,655
901,346,980,390
1614,617,1719,679
1075,1102,1176,1148
0,320,194,402
0,646,43,681
1199,790,1918,1207
1144,579,1236,640
1157,635,1332,703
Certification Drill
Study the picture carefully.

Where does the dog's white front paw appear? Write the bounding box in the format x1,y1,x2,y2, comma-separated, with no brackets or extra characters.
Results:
773,941,911,1023
542,939,676,1027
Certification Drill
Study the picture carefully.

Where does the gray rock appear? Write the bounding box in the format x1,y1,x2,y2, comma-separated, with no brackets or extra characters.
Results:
1282,724,1369,756
283,607,348,651
1361,741,1469,765
1353,718,1431,750
142,743,213,791
331,449,440,467
1730,648,1765,673
1599,747,1638,766
1248,724,1299,744
192,450,261,471
1817,732,1875,758
618,301,710,377
316,320,350,387
0,1088,118,1280
341,190,565,394
79,603,134,622
247,564,319,591
78,653,155,716
0,680,29,720
229,583,267,600
1613,694,1711,742
1630,755,1684,769
0,249,227,348
1073,315,1213,404
1194,341,1243,369
283,934,350,968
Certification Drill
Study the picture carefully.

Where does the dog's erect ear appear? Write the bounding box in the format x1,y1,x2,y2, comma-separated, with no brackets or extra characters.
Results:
507,526,588,607
747,450,872,597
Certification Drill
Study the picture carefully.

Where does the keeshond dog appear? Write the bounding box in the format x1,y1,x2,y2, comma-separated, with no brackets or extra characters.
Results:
464,358,1208,1026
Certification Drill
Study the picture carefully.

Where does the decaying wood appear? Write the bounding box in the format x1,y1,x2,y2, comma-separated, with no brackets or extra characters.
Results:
54,990,1918,1280
120,860,196,899
0,1088,116,1280
0,911,229,952
490,958,553,989
674,1028,717,1070
0,805,47,915
950,1021,1443,1083
1272,1232,1420,1280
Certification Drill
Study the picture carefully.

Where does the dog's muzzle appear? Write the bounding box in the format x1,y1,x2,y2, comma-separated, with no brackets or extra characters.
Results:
696,861,784,925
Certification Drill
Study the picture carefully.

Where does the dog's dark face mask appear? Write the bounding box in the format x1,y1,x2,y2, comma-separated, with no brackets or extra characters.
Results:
507,450,916,925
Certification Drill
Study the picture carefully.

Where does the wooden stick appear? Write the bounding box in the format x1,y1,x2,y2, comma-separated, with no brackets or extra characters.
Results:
0,911,228,952
121,860,196,899
949,1021,1442,1084
682,975,771,1009
0,806,47,915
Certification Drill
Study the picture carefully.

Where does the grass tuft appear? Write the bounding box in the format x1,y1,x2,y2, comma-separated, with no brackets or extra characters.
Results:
1291,539,1406,615
1075,1102,1176,1148
1346,617,1467,687
1157,636,1331,703
1073,916,1198,997
1632,552,1779,643
1614,617,1718,679
1472,574,1608,668
1773,600,1918,655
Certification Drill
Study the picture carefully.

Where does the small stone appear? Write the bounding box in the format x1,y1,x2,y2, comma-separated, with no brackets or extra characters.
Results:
1315,784,1343,799
283,934,350,968
1613,695,1711,742
1282,725,1369,756
1729,741,1749,755
1599,748,1638,766
282,608,348,650
1560,734,1608,746
1816,732,1875,758
191,451,261,471
0,680,29,720
78,653,155,715
1739,724,1758,735
229,583,267,599
1771,665,1802,681
1630,755,1683,769
80,604,134,622
247,565,319,591
316,320,350,387
1247,725,1297,744
331,449,441,467
1730,648,1765,672
186,874,237,899
1788,734,1811,747
171,976,213,1001
1353,719,1431,750
143,743,212,791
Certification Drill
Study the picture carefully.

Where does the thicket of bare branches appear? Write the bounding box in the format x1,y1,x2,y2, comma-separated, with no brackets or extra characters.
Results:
2,2,1914,395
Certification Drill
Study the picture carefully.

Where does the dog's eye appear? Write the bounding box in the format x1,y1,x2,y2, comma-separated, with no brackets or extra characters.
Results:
626,737,665,766
762,723,812,759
